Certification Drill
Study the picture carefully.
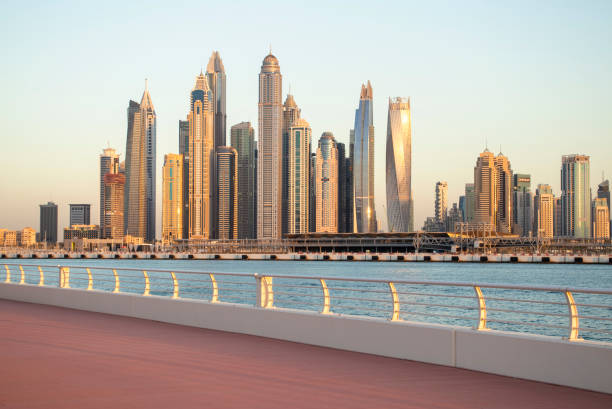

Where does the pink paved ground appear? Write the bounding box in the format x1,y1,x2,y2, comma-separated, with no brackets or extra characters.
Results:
0,299,610,409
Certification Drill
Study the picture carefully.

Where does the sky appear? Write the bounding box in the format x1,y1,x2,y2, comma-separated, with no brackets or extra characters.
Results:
0,0,611,235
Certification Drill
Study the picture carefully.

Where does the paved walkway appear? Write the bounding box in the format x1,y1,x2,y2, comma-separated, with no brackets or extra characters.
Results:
0,299,610,409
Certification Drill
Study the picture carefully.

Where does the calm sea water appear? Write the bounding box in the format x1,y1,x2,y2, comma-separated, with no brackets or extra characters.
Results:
7,260,612,342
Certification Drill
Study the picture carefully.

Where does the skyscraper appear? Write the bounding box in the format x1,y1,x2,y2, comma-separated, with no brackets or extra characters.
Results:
287,118,311,234
39,202,58,244
592,198,610,239
435,182,448,224
512,174,533,237
231,122,257,239
162,154,183,243
257,53,283,239
315,132,338,233
124,82,156,242
336,142,348,232
69,204,91,227
100,148,119,236
282,94,301,235
553,197,562,237
385,97,413,232
561,154,591,238
495,153,513,234
178,120,190,240
103,173,125,239
464,183,475,222
597,180,610,233
474,150,496,227
352,81,376,233
309,152,316,233
206,51,227,149
216,147,238,240
534,184,554,238
187,71,215,239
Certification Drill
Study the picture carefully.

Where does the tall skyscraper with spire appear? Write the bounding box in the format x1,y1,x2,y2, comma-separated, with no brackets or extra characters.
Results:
352,81,376,233
124,81,156,242
187,71,215,239
206,51,227,149
385,97,414,232
257,52,283,239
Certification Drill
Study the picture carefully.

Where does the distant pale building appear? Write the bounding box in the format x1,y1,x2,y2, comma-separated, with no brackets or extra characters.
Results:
435,182,448,224
69,204,91,227
534,184,554,238
20,227,36,247
385,97,414,232
464,183,475,222
512,174,532,237
446,203,461,232
64,225,100,240
592,198,610,239
231,122,257,239
315,132,338,233
561,155,591,238
495,153,513,234
216,147,238,240
287,118,311,234
162,154,183,243
103,173,125,240
100,148,120,236
40,202,58,244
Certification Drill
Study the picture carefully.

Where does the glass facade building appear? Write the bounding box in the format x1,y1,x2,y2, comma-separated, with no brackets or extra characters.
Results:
231,122,257,239
561,154,591,238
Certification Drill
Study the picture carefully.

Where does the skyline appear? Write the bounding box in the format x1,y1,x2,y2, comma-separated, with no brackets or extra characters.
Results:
1,1,611,234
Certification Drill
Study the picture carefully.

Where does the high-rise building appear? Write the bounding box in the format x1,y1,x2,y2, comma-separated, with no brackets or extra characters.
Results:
69,204,90,227
100,148,119,235
309,152,316,233
206,51,227,149
474,150,496,227
534,184,554,238
39,202,58,244
592,198,610,239
187,71,215,239
495,153,513,234
464,183,475,222
257,53,283,239
597,180,610,232
553,197,562,237
103,173,125,239
446,203,461,232
282,94,301,235
162,154,183,243
287,118,311,234
124,82,156,242
315,132,338,233
435,182,448,224
231,122,257,239
512,174,532,237
385,97,414,232
352,81,376,233
561,154,591,238
337,142,350,233
216,147,238,240
178,120,190,240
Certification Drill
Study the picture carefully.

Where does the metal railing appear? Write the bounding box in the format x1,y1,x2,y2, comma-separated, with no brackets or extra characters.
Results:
3,263,612,343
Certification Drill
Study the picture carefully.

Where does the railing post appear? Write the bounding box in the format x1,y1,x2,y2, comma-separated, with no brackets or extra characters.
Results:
389,282,400,321
255,274,273,308
143,271,150,296
564,290,580,340
320,278,330,314
209,273,218,303
19,265,25,284
170,272,179,299
4,264,10,283
37,266,44,286
59,266,70,288
86,268,93,290
112,269,120,293
474,286,487,330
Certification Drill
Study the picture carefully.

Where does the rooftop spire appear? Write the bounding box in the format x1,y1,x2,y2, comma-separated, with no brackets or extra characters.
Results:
140,79,154,110
206,51,225,73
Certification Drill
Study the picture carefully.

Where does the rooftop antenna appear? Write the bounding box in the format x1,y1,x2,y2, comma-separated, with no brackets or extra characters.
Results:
269,43,272,54
485,137,488,151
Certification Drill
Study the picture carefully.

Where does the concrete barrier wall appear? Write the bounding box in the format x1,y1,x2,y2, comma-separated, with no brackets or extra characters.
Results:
1,282,611,394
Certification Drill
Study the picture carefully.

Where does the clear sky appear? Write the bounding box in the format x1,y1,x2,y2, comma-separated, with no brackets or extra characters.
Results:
1,0,611,235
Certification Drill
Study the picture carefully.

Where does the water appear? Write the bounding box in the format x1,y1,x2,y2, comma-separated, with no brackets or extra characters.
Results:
6,260,612,342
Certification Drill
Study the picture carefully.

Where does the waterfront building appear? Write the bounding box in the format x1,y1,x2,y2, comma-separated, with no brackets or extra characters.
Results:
315,132,338,233
474,150,496,227
0,229,6,246
464,183,475,222
287,118,311,234
231,122,257,239
187,71,215,239
534,184,554,238
39,202,58,244
495,153,513,234
206,51,227,149
100,148,120,236
435,182,448,224
352,81,376,233
309,152,316,233
216,147,238,240
592,198,610,239
20,227,36,247
561,154,591,238
178,120,190,239
553,196,562,237
385,97,414,232
124,82,156,242
336,142,352,233
103,173,125,240
257,53,283,239
3,230,17,247
64,225,100,240
282,94,301,235
162,154,183,243
69,204,90,227
597,180,611,232
512,174,533,237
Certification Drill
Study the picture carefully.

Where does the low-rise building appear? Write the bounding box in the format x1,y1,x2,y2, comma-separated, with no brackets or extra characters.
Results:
64,225,100,240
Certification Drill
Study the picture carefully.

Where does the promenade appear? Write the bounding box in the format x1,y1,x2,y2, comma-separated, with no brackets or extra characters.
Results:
1,299,610,408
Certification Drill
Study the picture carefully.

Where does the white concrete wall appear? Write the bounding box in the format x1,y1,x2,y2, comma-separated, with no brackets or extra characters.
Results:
1,282,611,394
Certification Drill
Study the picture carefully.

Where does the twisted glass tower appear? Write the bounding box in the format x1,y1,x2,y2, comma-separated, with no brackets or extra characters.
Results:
385,97,413,232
